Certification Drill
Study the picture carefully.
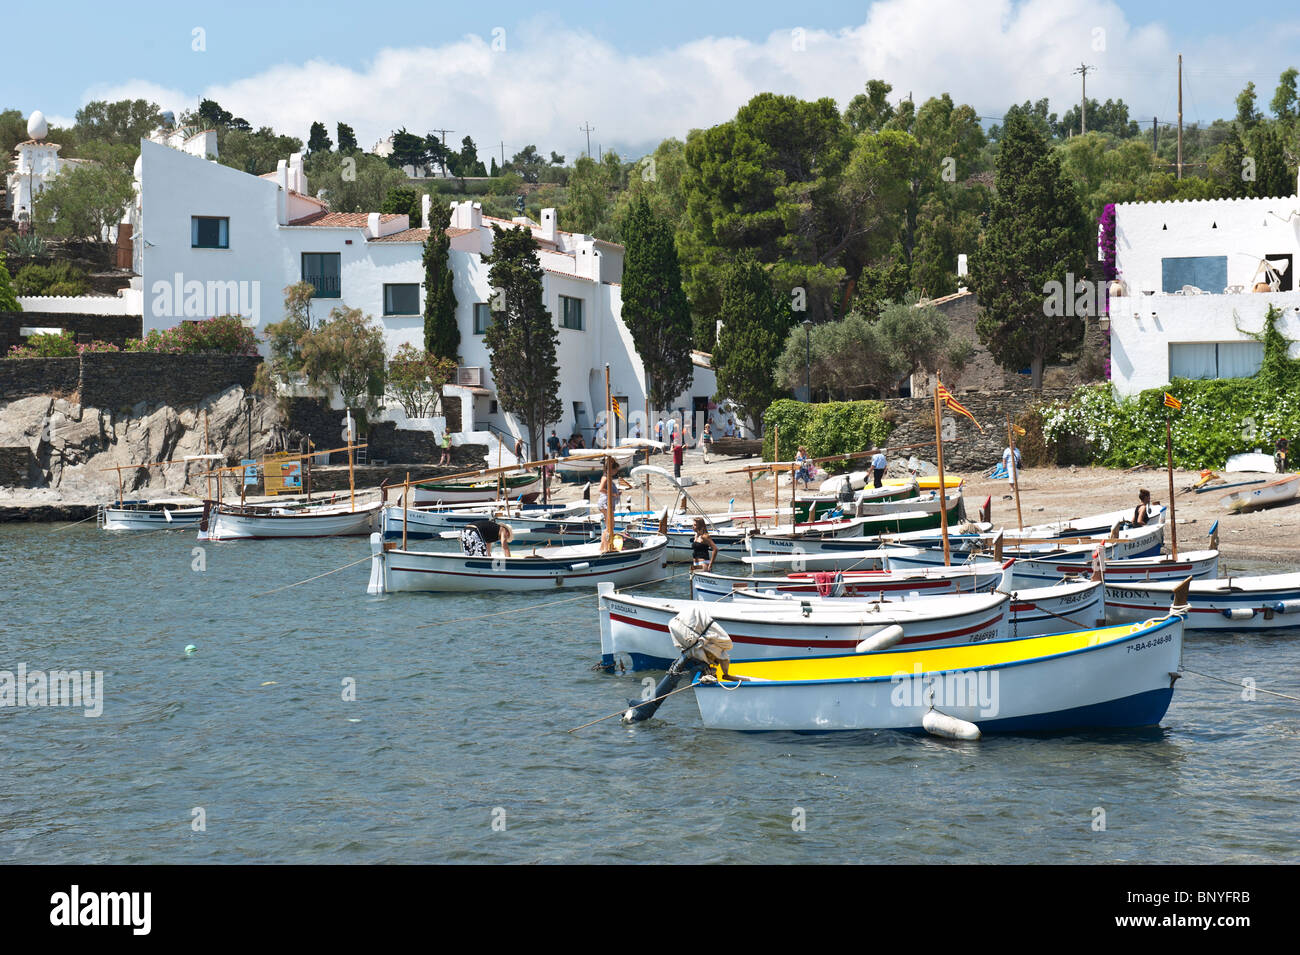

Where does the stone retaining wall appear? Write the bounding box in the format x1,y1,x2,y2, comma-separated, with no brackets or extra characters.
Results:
1,310,142,354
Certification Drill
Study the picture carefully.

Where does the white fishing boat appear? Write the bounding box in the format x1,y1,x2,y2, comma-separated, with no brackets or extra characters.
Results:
1007,549,1219,588
99,499,206,531
690,561,1009,602
1219,473,1300,512
687,612,1186,733
881,524,1166,568
1005,503,1166,540
598,590,1010,671
729,578,1106,639
198,499,382,541
1105,572,1300,629
380,500,592,540
1225,452,1277,473
554,447,639,477
407,472,541,505
367,531,667,593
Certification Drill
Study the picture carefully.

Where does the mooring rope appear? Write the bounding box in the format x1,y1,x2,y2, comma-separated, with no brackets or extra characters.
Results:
1180,667,1300,704
53,511,102,531
567,681,699,733
252,555,373,597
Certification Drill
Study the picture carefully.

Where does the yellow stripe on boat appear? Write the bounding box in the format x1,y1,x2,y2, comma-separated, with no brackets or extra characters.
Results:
916,476,963,490
724,622,1154,682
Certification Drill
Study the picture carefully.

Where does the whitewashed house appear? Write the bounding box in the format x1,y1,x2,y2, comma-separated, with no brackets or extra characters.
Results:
135,139,718,448
5,111,95,223
1109,179,1300,397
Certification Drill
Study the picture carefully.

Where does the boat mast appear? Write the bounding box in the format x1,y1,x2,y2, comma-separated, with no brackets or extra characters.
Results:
1165,415,1179,559
346,408,356,513
1006,413,1023,531
933,382,951,566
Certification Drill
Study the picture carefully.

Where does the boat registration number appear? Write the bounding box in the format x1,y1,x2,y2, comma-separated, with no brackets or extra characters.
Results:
1126,633,1173,653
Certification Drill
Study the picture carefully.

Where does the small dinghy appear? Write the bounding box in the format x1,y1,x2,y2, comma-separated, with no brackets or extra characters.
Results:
685,611,1186,733
1219,473,1300,512
368,531,667,594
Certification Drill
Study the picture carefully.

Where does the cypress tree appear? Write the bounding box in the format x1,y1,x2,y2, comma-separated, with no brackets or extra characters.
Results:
483,225,561,458
422,204,460,361
712,258,792,432
0,251,21,312
969,112,1089,388
621,196,694,411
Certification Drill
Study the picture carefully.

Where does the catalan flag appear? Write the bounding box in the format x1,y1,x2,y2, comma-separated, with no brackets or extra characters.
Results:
1163,392,1182,410
937,381,985,433
610,397,625,420
1012,424,1027,436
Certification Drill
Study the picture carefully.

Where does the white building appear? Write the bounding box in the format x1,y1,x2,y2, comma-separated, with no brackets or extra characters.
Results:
1109,179,1300,397
136,138,718,445
4,110,94,222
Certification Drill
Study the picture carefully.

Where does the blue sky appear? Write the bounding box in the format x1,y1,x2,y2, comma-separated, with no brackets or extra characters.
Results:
9,1,1299,160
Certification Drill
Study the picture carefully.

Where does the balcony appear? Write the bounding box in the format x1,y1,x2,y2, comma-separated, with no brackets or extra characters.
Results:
303,274,340,298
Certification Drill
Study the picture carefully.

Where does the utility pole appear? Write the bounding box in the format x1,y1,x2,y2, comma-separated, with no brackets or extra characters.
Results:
430,128,454,176
497,141,507,167
579,122,594,158
1153,116,1158,155
1073,63,1093,134
1177,54,1184,180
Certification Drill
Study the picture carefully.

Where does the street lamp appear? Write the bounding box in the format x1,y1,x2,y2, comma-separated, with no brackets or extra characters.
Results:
802,318,813,402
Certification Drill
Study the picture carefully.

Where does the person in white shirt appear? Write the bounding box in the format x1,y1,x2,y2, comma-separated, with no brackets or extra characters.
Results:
870,449,887,488
1002,445,1021,488
666,417,678,442
724,418,736,438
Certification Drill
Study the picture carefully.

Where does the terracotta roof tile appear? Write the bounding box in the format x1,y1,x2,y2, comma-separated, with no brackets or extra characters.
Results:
369,226,475,243
287,211,403,227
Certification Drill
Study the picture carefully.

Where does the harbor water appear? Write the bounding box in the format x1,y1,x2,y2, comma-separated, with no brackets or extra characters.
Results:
1,523,1297,864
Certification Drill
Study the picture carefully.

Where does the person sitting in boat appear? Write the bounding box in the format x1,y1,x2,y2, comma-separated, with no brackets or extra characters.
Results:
461,519,512,558
1132,488,1152,526
691,517,719,572
596,463,622,515
837,476,855,505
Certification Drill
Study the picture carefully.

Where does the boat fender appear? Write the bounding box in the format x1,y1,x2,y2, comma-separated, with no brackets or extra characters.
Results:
856,625,904,653
922,707,981,741
571,562,591,571
622,655,708,723
1271,600,1300,615
1221,607,1255,620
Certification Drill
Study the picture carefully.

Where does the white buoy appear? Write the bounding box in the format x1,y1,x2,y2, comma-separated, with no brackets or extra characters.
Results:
923,707,981,740
1222,607,1255,621
855,624,904,653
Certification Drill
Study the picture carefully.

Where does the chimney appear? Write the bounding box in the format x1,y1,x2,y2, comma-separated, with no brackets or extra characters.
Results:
541,208,558,243
289,152,304,193
276,159,289,224
367,212,381,238
421,193,432,231
957,253,968,278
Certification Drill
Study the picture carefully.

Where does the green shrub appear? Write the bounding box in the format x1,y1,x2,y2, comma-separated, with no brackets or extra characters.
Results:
762,398,894,465
13,261,90,297
8,331,77,358
125,315,259,355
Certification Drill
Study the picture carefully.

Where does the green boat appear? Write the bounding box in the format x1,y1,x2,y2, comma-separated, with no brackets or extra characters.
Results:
793,480,917,523
411,472,541,504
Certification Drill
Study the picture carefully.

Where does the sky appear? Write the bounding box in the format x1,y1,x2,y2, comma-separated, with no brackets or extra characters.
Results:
8,0,1300,161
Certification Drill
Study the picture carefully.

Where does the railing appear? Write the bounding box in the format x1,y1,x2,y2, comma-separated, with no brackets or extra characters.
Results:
304,274,341,298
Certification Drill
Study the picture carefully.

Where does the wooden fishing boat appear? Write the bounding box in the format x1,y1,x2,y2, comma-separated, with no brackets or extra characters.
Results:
198,499,382,541
1005,504,1166,540
99,499,206,531
367,531,667,593
379,500,592,540
747,508,972,564
1225,452,1276,473
793,483,947,523
554,447,638,478
688,612,1186,733
1007,549,1219,588
729,579,1106,639
690,561,1009,602
1219,473,1300,512
880,524,1166,568
408,472,540,505
598,590,1010,671
1105,572,1300,629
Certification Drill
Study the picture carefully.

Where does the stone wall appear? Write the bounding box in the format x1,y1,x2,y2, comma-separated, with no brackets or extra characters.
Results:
0,357,80,400
79,354,260,411
286,397,475,466
0,311,142,354
880,387,1074,472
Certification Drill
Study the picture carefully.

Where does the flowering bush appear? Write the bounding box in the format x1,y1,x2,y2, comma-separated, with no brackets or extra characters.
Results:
77,340,121,354
125,315,259,355
7,331,77,357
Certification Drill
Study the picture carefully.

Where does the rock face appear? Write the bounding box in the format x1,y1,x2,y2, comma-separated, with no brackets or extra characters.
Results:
0,385,284,499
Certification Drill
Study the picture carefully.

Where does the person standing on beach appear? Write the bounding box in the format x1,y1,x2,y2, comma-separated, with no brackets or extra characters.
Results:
672,439,684,478
547,430,560,457
1002,444,1021,489
439,430,452,465
871,448,887,488
701,422,714,464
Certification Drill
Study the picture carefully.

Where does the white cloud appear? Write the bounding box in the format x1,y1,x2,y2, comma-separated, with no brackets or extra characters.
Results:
73,1,1292,159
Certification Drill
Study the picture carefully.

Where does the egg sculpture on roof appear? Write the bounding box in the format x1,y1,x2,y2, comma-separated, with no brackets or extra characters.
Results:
27,110,49,141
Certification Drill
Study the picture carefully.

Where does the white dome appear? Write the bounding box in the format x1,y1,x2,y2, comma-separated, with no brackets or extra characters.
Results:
27,110,48,140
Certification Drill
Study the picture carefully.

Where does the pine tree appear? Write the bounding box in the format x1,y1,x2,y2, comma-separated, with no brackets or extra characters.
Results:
307,121,332,153
422,204,459,361
483,225,561,458
969,112,1089,388
337,122,358,152
621,196,694,410
712,259,792,431
0,251,21,312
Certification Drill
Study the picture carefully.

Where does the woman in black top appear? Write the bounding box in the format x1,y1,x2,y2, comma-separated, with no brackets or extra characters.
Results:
691,517,718,572
461,519,513,557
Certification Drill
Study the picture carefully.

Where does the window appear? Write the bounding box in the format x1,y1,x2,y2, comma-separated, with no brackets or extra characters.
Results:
302,253,341,298
384,283,420,316
560,295,584,330
191,216,229,249
1161,255,1227,293
1169,342,1264,381
473,303,494,334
